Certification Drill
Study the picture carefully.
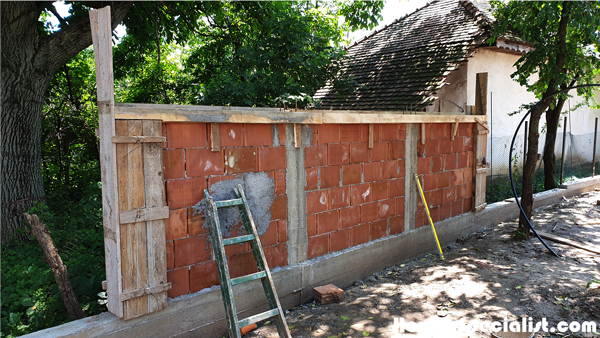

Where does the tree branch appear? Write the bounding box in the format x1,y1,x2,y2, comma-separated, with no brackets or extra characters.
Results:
47,3,68,27
141,2,161,65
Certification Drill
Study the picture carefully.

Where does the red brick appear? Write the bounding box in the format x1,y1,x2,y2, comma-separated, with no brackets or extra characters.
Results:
389,140,405,159
352,223,370,246
370,142,389,162
381,160,398,180
278,220,287,243
455,167,473,185
317,210,339,234
274,170,286,195
318,124,340,144
427,123,450,139
457,152,472,169
443,186,457,204
423,174,437,191
163,149,185,179
224,147,257,174
452,137,465,153
398,124,407,131
418,157,431,174
265,243,287,268
166,177,206,209
187,148,224,177
438,171,452,189
390,216,404,235
430,206,441,223
258,146,286,171
166,241,174,270
307,190,329,214
389,178,405,198
456,182,473,200
431,156,444,173
457,123,473,137
260,221,279,247
187,208,205,237
361,202,379,223
340,206,360,228
166,208,187,241
244,124,273,146
351,183,372,205
371,220,387,240
380,124,398,141
207,175,239,187
451,200,463,217
445,154,458,171
439,138,452,155
321,166,341,189
379,199,396,219
342,164,361,185
218,123,244,147
190,261,219,293
308,234,329,259
305,144,327,167
228,252,258,279
398,159,405,177
350,143,369,163
439,203,452,221
398,130,406,140
371,181,388,201
363,162,381,182
328,143,349,165
167,268,189,298
225,242,249,256
166,123,207,149
463,136,474,152
310,124,318,144
330,228,352,252
429,189,443,207
396,197,405,215
306,168,318,190
307,214,317,237
417,142,425,157
463,197,473,213
271,195,287,220
425,139,440,156
341,124,365,143
415,209,426,229
278,124,286,145
330,186,350,209
174,236,211,268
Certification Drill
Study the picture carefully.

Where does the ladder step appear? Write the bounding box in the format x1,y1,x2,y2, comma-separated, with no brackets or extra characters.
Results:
215,198,244,208
231,271,267,286
238,308,280,328
222,234,255,246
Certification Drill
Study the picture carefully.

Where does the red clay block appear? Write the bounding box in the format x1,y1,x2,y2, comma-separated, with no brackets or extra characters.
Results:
463,197,473,213
307,214,317,237
261,221,279,247
163,149,185,179
258,146,286,171
390,216,404,235
244,124,273,146
415,209,426,229
439,203,452,222
430,206,441,223
320,166,341,189
328,143,349,165
398,124,407,131
418,157,431,175
305,144,328,167
363,162,381,182
350,143,369,163
166,208,187,241
309,124,318,144
340,124,363,143
431,156,443,173
167,268,189,298
396,197,405,215
166,177,206,210
454,167,472,185
219,123,244,147
278,220,287,243
271,195,287,220
389,140,405,159
340,206,360,228
308,234,329,259
174,236,212,268
370,142,389,162
427,123,450,139
166,123,207,149
445,153,458,171
307,190,329,214
443,186,457,204
318,124,340,144
317,210,340,234
224,147,257,174
452,137,465,153
439,138,452,155
306,168,319,191
278,124,286,145
330,186,350,209
430,189,443,207
379,199,396,219
456,183,473,200
381,160,398,180
425,138,440,156
342,164,361,186
398,159,405,177
438,171,453,189
463,136,474,152
207,174,239,187
225,242,250,257
351,183,372,205
187,148,224,177
417,142,425,157
352,223,370,246
389,178,405,198
371,220,387,240
361,202,379,223
380,124,398,141
274,170,286,195
371,181,388,201
457,123,473,136
166,241,174,270
228,252,258,279
265,243,287,268
457,152,472,169
451,200,463,217
330,228,352,252
190,261,219,293
423,174,437,191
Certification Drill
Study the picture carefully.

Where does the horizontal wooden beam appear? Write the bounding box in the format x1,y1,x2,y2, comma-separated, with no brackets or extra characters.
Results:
112,136,165,143
115,103,487,125
120,206,169,224
120,283,172,302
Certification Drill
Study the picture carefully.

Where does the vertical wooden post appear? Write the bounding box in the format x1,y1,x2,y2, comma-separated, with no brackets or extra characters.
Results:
473,121,488,212
90,7,123,318
211,123,221,152
368,124,374,149
294,124,302,148
475,73,488,116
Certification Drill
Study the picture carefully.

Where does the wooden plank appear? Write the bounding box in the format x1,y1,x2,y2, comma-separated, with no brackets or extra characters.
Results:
89,7,123,319
475,73,488,116
474,117,489,131
473,122,488,212
368,124,374,149
294,124,301,148
537,231,600,254
421,123,426,145
223,234,256,246
120,283,172,302
120,206,169,224
112,136,165,143
210,123,220,152
451,119,459,140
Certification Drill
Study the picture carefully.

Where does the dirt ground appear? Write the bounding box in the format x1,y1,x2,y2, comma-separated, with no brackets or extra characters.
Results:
246,190,600,338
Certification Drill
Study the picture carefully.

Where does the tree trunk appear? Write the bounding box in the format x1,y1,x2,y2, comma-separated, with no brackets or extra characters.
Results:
24,213,85,320
543,98,567,190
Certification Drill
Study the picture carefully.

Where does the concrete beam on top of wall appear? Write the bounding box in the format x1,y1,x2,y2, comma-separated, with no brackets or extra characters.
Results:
25,175,600,338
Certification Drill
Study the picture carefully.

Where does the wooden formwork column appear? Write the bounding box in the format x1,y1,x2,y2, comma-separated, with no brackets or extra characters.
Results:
473,121,489,212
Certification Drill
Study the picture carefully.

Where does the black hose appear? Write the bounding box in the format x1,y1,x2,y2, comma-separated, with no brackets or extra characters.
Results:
508,83,600,258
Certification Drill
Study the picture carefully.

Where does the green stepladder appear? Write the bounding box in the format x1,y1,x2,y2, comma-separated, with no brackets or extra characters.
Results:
204,184,292,338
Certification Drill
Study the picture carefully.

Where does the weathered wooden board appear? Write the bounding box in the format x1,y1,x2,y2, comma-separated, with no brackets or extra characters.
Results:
120,206,169,224
475,73,488,116
473,124,488,212
210,123,220,152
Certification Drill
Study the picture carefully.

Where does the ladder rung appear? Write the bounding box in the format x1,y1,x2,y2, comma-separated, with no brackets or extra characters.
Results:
222,234,255,246
238,308,280,328
231,271,267,286
215,198,244,208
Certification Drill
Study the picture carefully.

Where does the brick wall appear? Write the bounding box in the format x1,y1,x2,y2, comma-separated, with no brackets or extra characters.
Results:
162,122,288,298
